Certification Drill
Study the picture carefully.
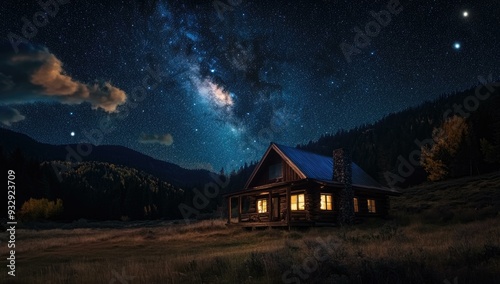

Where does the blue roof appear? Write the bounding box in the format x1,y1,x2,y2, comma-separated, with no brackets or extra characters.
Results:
274,143,383,189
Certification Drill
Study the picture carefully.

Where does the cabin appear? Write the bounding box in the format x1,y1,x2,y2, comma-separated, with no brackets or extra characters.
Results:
225,143,400,228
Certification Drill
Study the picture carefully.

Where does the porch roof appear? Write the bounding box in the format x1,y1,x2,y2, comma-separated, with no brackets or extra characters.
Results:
224,178,400,198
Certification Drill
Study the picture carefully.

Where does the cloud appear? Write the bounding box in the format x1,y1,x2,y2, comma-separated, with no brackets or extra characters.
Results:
0,45,127,112
0,106,25,126
139,133,174,146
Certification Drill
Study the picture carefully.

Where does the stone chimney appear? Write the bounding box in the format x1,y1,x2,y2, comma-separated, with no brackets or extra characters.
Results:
333,148,354,225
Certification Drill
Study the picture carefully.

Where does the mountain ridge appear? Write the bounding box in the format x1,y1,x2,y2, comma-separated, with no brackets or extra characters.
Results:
0,127,214,188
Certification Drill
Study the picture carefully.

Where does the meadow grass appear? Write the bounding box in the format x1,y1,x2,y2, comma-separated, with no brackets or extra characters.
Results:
1,173,500,283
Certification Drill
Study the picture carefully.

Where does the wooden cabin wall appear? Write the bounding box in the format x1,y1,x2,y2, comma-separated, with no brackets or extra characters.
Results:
283,162,301,182
247,196,256,213
353,194,389,216
304,189,315,221
248,151,301,187
314,189,340,222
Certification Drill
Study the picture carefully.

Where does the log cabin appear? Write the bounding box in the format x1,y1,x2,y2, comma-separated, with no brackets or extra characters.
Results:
225,143,400,228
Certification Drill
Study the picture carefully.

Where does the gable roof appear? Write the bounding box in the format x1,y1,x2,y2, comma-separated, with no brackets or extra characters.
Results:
245,143,385,190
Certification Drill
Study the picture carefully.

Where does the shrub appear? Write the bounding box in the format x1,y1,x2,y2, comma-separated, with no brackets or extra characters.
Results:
20,198,63,221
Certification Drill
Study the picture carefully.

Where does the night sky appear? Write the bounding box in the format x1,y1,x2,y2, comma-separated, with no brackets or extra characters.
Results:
1,0,499,172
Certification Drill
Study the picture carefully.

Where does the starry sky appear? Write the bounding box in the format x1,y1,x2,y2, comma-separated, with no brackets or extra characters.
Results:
0,0,499,172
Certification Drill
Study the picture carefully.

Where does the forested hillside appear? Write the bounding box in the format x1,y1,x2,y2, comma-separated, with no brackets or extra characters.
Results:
298,82,500,187
226,82,500,190
0,148,185,220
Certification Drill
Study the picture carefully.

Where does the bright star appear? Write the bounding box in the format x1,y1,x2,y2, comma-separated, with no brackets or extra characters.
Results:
463,11,469,17
453,42,461,50
70,131,75,136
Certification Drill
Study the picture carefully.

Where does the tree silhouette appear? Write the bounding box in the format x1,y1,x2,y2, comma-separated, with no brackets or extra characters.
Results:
421,116,469,181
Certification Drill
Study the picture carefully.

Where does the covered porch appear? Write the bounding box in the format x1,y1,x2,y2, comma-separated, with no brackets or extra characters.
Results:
225,179,339,228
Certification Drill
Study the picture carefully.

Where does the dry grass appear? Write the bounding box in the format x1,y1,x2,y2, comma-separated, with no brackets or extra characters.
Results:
1,218,499,283
1,173,500,283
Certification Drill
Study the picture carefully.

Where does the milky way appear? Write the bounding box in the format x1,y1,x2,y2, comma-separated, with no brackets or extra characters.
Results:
1,0,499,172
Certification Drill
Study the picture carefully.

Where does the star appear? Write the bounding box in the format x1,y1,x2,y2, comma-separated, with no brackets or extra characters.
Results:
1,0,498,174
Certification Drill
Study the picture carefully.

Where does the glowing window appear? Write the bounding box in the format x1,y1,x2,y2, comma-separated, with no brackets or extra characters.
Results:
291,194,305,211
257,199,267,213
353,198,359,213
367,199,376,213
320,194,333,210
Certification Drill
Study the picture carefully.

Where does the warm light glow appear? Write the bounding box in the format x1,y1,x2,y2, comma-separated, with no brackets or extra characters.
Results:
320,194,332,210
353,198,359,213
291,194,305,211
257,199,267,213
367,199,376,213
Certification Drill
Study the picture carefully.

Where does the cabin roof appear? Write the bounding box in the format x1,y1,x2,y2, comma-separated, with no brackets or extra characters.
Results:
245,143,390,191
274,143,383,188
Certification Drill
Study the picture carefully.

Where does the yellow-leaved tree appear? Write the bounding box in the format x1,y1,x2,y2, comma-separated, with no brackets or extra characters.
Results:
420,116,469,181
20,198,63,221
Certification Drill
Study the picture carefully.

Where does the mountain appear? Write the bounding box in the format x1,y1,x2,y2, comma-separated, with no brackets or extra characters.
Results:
0,128,214,188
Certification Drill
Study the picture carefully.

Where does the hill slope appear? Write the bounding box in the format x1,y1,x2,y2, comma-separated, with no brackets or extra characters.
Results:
392,171,500,224
0,128,214,188
9,173,500,283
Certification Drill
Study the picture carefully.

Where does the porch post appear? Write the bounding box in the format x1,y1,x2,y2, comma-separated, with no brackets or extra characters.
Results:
286,187,291,229
227,197,232,224
238,196,242,223
268,190,272,222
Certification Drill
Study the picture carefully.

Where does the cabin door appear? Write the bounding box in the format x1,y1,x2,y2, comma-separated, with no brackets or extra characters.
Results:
272,197,280,221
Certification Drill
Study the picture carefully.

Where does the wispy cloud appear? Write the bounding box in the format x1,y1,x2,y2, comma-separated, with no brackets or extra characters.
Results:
0,106,25,126
0,45,127,113
139,133,174,146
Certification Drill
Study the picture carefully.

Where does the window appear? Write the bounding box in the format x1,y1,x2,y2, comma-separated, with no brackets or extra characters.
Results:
367,199,376,213
320,194,333,210
291,194,305,211
257,199,267,213
269,163,283,180
353,198,359,213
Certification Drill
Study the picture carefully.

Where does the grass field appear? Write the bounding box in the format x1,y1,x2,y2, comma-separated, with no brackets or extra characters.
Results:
1,172,500,283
